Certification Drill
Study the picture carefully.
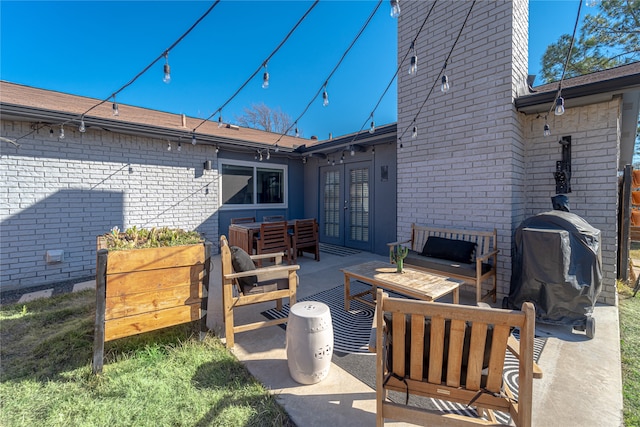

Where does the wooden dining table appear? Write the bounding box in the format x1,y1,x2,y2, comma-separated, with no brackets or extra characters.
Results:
228,221,295,254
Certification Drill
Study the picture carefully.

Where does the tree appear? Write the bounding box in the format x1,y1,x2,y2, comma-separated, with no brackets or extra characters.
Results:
235,103,297,135
540,0,639,83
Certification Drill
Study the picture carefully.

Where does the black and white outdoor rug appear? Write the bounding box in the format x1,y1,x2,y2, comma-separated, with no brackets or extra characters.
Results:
263,281,546,425
318,243,361,257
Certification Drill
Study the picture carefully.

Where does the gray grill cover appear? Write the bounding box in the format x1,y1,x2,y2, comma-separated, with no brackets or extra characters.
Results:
508,210,602,325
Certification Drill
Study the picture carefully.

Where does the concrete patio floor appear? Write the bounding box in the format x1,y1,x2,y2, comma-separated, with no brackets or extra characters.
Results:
207,248,624,427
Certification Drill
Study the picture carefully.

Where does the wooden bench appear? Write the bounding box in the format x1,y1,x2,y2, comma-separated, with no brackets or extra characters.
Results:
388,224,498,303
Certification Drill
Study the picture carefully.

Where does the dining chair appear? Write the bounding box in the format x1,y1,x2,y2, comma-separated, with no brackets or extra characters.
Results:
231,217,256,224
219,235,298,348
263,215,285,222
292,218,320,262
375,289,539,426
255,221,292,265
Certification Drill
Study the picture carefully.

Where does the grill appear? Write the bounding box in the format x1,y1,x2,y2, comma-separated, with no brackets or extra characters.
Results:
506,196,602,338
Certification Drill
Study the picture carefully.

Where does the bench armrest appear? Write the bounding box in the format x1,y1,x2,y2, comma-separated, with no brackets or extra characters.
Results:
387,239,411,247
476,249,499,263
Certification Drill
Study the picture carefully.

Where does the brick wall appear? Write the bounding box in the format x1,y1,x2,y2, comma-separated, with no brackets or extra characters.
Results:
0,120,219,288
523,99,622,304
397,0,529,299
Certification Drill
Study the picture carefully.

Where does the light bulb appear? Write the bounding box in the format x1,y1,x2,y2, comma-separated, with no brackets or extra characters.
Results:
163,53,171,84
332,159,335,166
262,71,269,89
390,0,400,18
340,154,344,163
79,118,86,133
50,128,54,138
191,134,196,145
259,152,263,161
441,75,450,93
350,146,355,156
266,150,270,160
555,97,565,115
412,125,417,139
177,142,182,152
215,145,219,153
409,54,417,75
543,123,551,137
322,89,329,107
275,144,279,152
400,142,403,151
59,125,65,139
218,115,223,128
369,120,375,134
167,142,171,151
302,157,307,164
295,127,299,138
112,97,119,116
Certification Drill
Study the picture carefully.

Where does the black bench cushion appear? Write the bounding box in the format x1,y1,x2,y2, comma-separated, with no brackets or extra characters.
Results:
405,250,492,277
421,236,477,263
384,312,494,386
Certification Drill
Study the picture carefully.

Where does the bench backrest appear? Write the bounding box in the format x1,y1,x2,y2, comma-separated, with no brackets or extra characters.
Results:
410,224,497,260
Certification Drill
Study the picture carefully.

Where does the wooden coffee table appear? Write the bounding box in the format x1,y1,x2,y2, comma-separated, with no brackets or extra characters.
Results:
341,260,460,310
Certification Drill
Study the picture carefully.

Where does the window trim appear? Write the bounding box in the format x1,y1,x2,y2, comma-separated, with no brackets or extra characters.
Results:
218,159,288,210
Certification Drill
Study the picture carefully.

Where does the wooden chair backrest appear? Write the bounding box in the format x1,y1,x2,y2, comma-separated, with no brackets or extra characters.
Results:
376,290,535,426
231,217,256,224
263,215,285,222
257,221,290,255
293,218,317,246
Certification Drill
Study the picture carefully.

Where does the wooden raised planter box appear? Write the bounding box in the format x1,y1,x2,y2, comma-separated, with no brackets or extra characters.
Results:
93,237,212,374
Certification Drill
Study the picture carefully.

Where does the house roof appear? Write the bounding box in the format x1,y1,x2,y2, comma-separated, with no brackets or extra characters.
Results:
515,62,640,113
0,81,314,151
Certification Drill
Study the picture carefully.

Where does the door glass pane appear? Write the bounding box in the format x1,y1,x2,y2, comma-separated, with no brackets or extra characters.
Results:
221,164,253,204
257,167,284,204
349,168,369,242
323,170,340,238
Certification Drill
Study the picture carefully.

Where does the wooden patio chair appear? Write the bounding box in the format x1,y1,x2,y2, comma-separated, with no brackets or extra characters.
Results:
291,218,320,262
375,289,537,426
263,215,285,222
220,235,299,348
255,221,292,265
231,216,256,224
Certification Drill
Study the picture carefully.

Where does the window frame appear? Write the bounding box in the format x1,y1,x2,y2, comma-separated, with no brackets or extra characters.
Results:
218,159,288,210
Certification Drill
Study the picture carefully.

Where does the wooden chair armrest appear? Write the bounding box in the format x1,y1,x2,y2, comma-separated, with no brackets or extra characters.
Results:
224,264,299,280
250,252,285,264
475,249,499,263
368,291,388,353
507,334,543,379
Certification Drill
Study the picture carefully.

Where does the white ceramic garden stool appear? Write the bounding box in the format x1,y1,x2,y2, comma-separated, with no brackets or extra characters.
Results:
286,301,333,384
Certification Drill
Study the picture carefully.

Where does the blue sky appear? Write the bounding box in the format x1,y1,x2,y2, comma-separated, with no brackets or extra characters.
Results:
1,0,588,140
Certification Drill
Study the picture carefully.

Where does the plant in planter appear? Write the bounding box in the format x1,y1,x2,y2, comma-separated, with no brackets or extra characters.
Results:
390,244,409,273
93,226,212,374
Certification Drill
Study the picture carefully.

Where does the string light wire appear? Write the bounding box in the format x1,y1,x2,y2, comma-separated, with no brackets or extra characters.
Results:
271,0,384,148
12,1,221,143
398,0,476,142
192,0,320,133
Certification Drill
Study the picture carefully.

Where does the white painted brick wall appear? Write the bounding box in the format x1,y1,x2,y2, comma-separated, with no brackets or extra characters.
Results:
397,0,529,300
0,120,219,288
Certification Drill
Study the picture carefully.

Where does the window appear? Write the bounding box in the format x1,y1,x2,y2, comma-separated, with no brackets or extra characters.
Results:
220,160,287,208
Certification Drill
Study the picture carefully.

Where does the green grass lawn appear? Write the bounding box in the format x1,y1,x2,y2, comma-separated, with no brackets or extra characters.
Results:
0,290,293,427
622,243,640,426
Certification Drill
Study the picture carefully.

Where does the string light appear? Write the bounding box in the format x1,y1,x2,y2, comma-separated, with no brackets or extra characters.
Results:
390,0,400,18
218,115,223,128
543,122,551,137
167,142,171,151
262,64,269,89
412,123,417,139
259,151,263,161
266,149,270,160
49,128,54,138
112,95,119,116
191,133,196,145
555,96,565,115
408,42,417,75
79,117,86,133
441,74,450,93
295,126,300,138
350,146,355,156
59,125,65,140
399,137,403,151
215,145,220,153
369,115,375,134
274,143,279,152
177,141,182,152
340,153,344,163
302,156,307,164
322,85,329,107
163,52,171,84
